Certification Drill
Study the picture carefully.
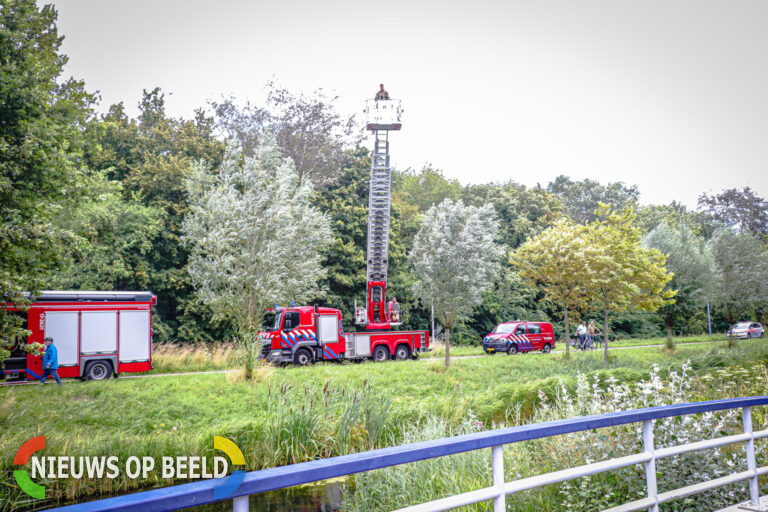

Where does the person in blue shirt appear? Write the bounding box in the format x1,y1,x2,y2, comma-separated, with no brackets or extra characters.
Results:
40,336,62,386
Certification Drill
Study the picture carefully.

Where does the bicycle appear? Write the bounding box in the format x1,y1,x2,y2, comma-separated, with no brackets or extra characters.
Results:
569,335,594,351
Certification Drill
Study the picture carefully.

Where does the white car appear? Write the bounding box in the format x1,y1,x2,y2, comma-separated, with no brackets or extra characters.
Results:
728,322,765,339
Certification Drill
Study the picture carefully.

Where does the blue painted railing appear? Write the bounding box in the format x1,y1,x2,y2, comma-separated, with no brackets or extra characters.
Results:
51,396,768,512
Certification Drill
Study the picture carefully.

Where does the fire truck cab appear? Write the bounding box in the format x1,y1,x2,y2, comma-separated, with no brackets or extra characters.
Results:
1,291,156,382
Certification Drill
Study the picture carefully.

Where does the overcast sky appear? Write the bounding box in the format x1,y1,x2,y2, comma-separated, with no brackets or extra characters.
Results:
51,0,768,207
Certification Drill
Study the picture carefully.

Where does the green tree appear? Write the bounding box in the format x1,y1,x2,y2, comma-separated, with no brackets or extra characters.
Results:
547,175,639,224
86,89,226,342
644,223,717,345
0,0,95,355
308,148,368,326
183,138,331,377
709,228,768,326
463,267,549,342
462,181,564,249
394,166,462,212
637,201,719,239
587,205,673,359
699,187,768,239
511,219,601,353
409,200,502,366
211,81,358,188
50,173,164,290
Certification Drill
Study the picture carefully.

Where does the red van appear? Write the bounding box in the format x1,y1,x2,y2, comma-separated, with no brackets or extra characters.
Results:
482,321,556,355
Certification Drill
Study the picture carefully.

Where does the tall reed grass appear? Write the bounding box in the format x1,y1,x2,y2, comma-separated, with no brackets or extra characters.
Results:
150,342,237,373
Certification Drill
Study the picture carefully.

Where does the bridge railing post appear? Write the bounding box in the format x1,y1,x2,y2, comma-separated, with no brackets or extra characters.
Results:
233,495,249,512
492,445,506,512
743,406,760,506
643,419,659,512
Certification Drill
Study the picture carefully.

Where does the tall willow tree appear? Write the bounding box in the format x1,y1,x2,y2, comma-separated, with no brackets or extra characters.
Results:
183,138,331,376
409,200,502,367
644,223,717,346
709,228,768,326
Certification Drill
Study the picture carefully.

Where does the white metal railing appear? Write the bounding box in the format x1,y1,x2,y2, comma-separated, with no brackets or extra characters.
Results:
395,406,768,512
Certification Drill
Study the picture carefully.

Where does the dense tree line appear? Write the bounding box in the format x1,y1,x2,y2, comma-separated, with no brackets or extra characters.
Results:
3,1,768,359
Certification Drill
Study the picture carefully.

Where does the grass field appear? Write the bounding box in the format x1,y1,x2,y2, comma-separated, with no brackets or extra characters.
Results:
148,334,732,373
2,340,767,510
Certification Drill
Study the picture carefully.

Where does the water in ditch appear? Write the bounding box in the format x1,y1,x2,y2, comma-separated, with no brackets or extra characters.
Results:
184,481,343,512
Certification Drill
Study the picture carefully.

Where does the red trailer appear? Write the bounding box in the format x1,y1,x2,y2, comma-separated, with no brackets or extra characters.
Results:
1,291,156,382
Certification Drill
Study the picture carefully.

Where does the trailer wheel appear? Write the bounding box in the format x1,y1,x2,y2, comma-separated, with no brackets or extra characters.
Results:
542,343,552,354
84,361,112,381
372,345,390,362
507,344,518,355
394,344,411,361
293,349,313,366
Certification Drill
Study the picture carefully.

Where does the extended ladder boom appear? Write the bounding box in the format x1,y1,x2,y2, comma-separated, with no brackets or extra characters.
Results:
365,130,392,326
356,99,402,330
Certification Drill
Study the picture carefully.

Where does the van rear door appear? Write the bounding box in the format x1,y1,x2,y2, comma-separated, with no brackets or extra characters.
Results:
541,323,556,346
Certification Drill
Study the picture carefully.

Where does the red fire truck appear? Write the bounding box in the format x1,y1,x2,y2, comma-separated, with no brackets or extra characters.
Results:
1,291,155,382
260,305,428,365
260,97,430,365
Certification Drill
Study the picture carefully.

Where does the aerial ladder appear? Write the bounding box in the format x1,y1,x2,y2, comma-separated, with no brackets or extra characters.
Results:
355,98,403,330
259,96,428,364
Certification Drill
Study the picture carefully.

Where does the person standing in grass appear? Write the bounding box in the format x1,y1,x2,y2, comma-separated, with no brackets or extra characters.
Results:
40,336,62,386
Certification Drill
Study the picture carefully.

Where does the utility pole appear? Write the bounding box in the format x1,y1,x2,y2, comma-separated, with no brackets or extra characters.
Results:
431,299,435,342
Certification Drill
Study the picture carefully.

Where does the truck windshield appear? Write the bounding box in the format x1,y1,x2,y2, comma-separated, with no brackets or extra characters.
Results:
493,324,518,334
272,312,283,331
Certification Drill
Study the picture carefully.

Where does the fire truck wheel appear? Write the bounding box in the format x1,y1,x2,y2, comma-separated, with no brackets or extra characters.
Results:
84,361,112,381
293,349,313,366
543,343,552,354
506,344,518,355
372,345,390,362
394,344,411,361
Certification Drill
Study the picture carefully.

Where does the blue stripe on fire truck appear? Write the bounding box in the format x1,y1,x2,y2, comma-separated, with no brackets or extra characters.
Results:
323,346,339,360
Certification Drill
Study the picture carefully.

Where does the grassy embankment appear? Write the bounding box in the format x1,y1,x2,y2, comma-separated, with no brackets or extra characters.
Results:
150,334,730,373
2,340,767,510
